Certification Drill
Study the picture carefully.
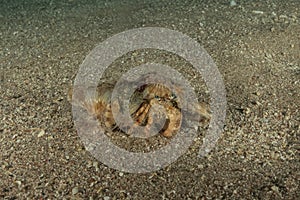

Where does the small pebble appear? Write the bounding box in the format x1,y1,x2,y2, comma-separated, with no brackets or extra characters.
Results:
271,185,280,195
93,162,99,171
244,107,251,114
38,129,45,137
72,187,79,195
197,164,204,169
230,0,237,6
252,10,264,14
15,180,22,187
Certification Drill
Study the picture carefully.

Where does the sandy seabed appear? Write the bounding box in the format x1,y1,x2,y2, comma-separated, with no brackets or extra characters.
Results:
0,0,299,199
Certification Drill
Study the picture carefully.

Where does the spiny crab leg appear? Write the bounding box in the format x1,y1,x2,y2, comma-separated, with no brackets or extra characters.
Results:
132,101,151,124
158,101,182,138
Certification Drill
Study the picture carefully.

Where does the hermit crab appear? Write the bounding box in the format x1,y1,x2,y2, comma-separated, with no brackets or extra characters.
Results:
68,75,211,138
